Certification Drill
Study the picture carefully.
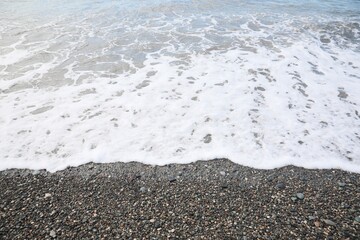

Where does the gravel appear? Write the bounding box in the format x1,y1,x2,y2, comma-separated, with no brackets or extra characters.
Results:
0,159,359,239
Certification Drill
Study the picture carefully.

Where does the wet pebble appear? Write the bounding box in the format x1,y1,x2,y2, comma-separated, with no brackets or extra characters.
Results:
320,35,331,43
203,134,212,143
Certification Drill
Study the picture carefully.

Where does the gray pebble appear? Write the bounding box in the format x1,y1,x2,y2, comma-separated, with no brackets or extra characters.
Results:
320,35,331,43
168,176,176,182
323,219,336,226
275,182,285,190
140,187,147,193
49,230,56,238
203,134,212,143
154,221,161,228
338,182,346,187
221,184,228,189
255,86,265,91
355,216,360,223
296,193,304,200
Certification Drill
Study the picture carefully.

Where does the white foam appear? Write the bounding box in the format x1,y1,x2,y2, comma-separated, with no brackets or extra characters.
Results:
0,1,359,172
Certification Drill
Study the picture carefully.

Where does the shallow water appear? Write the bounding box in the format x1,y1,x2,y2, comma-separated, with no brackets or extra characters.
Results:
0,0,360,172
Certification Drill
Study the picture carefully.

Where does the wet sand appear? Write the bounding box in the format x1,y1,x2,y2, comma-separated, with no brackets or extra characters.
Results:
1,159,359,239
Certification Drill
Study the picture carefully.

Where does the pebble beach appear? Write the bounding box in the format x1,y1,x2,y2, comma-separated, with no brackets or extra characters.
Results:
1,159,359,239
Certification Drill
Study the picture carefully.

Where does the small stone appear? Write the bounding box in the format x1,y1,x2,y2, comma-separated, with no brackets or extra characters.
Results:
308,216,316,220
296,193,304,200
300,176,307,181
267,174,276,182
169,229,175,233
320,35,331,44
275,182,285,190
149,219,156,223
168,176,176,182
340,202,350,209
154,221,161,228
221,184,228,189
338,88,348,99
338,182,346,187
314,221,321,227
203,134,212,144
291,197,297,202
44,193,52,198
140,187,146,193
49,230,56,238
323,219,336,226
219,171,226,176
355,216,360,223
255,86,265,91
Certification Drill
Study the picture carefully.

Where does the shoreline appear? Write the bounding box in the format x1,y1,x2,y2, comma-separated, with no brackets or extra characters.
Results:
1,159,359,239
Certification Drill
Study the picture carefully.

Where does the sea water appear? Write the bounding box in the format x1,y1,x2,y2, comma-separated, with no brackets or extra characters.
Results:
0,0,359,172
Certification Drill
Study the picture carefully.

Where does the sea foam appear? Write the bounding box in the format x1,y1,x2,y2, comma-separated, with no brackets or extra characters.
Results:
0,0,359,172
